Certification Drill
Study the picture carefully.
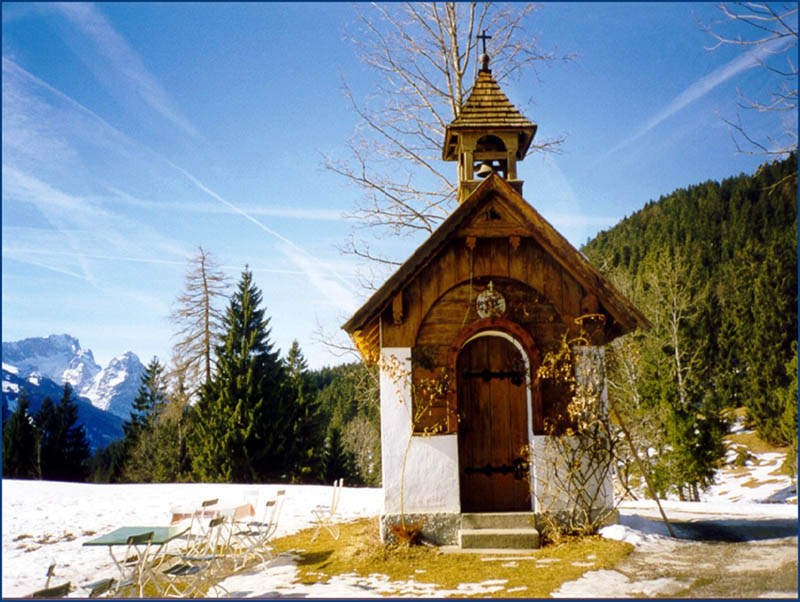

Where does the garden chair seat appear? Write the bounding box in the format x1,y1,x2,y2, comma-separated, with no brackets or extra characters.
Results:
81,577,116,598
160,516,230,598
30,582,71,598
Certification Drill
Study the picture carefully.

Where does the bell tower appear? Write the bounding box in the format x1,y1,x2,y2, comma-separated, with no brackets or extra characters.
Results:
442,32,538,203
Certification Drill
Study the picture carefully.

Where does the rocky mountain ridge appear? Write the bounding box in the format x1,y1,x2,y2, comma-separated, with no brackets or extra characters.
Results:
1,367,124,451
2,334,144,420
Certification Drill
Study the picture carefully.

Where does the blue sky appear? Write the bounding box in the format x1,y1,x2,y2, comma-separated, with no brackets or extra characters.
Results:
2,3,794,370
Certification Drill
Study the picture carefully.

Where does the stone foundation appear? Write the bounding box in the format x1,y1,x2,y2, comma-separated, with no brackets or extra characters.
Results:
380,512,461,546
379,507,617,547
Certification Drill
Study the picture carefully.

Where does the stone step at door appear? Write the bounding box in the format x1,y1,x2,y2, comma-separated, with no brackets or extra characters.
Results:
459,512,540,550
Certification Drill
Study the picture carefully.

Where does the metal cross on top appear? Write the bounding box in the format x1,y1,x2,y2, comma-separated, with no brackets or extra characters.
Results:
477,29,492,54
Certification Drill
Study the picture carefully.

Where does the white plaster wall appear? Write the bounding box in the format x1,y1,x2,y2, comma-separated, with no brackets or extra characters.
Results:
530,435,614,511
529,346,614,512
573,345,615,508
380,347,461,515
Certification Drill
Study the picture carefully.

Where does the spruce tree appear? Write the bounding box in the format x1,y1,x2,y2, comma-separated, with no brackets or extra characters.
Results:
124,357,168,442
285,340,325,483
122,357,178,482
323,426,356,484
35,396,60,479
59,384,91,481
778,342,798,479
190,268,291,482
2,391,39,479
36,385,90,481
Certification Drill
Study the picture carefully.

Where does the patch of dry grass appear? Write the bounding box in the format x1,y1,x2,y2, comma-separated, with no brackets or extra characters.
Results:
272,518,633,598
727,431,789,456
740,477,784,489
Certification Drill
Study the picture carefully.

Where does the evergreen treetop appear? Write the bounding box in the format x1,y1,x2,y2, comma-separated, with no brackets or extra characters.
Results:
190,268,291,483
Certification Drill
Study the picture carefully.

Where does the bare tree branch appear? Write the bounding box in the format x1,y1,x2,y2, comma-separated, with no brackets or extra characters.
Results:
312,318,364,362
326,2,573,271
702,2,798,157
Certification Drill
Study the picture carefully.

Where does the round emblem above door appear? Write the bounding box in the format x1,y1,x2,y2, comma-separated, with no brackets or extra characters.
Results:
476,281,506,318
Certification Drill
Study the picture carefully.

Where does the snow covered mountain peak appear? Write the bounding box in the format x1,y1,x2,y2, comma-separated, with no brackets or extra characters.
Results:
2,335,144,420
83,352,145,418
2,334,100,389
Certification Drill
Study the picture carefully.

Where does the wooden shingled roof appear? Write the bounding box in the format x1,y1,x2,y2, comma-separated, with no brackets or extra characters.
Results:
342,173,651,360
443,69,537,161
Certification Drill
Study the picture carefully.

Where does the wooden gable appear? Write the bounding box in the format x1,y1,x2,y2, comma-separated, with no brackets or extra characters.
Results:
343,172,649,365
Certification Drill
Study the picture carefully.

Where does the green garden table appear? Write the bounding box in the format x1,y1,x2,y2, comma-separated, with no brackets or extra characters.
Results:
84,525,188,597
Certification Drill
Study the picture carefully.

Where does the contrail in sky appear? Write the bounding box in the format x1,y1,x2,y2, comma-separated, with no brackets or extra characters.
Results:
1,245,344,277
4,57,358,312
609,35,794,156
50,2,200,139
164,159,359,306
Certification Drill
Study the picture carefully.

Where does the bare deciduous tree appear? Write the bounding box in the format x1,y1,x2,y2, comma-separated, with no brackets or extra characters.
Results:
703,2,798,157
325,2,573,275
645,251,708,410
169,246,230,398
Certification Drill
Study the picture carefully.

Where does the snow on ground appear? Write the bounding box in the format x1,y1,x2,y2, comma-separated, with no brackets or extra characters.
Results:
2,481,535,599
2,442,797,598
1,481,381,598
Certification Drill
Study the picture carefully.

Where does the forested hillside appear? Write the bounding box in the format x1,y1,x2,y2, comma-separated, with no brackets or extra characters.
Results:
313,362,380,486
582,154,797,498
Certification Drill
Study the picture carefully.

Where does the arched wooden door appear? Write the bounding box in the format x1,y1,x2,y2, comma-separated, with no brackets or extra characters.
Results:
457,334,532,512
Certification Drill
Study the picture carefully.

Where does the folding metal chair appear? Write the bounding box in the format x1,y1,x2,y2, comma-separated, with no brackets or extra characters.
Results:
242,489,259,508
174,497,221,557
160,516,230,598
116,530,155,597
229,489,286,570
44,561,56,588
311,479,343,541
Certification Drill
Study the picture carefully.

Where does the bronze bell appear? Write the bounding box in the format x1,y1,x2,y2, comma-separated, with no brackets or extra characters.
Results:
475,162,493,178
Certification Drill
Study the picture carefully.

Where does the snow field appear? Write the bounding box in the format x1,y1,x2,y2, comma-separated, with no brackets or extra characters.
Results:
2,442,796,598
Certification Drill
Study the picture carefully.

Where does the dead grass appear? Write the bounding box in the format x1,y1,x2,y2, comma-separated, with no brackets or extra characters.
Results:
726,431,789,456
732,407,748,419
741,477,784,489
272,518,633,598
725,465,754,477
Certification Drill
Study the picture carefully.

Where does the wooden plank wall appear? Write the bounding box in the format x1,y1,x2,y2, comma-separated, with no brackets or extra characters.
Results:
376,234,596,434
380,235,587,349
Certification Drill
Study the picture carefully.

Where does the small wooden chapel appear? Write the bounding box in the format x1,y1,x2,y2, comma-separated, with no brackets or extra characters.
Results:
342,48,649,548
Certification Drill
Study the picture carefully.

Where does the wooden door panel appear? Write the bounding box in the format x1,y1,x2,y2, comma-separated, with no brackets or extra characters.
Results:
458,335,530,512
